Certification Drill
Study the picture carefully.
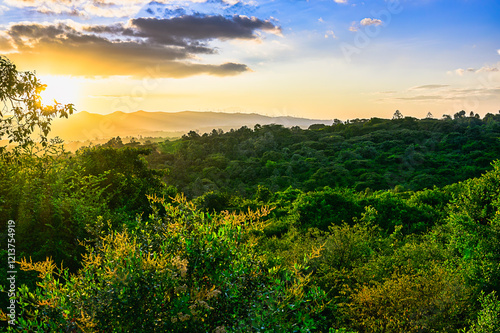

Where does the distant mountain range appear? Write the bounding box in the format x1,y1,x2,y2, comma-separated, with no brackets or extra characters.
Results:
50,110,332,142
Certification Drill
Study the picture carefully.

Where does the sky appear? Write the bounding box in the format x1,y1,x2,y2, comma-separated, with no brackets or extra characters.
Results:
0,0,499,120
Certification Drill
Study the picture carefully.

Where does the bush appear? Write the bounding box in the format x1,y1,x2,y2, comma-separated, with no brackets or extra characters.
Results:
293,188,362,230
2,195,328,332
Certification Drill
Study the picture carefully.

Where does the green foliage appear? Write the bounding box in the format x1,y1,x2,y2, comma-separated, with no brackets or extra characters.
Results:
293,187,362,230
0,150,107,272
152,116,500,198
465,291,500,333
3,57,500,332
193,191,232,213
3,195,328,332
451,161,500,224
0,56,74,152
344,265,471,333
0,144,166,273
73,145,165,218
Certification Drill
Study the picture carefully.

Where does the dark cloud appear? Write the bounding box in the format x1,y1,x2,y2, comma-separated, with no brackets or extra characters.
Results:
0,34,12,51
3,15,279,78
130,16,277,42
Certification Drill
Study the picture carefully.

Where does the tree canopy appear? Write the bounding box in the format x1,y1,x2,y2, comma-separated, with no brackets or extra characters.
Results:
2,56,500,332
0,56,74,152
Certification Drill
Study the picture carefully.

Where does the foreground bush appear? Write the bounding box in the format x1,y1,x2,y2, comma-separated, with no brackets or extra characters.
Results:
1,195,327,332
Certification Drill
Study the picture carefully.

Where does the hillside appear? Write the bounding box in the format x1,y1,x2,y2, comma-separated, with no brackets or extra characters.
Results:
49,110,331,141
3,113,500,332
150,114,500,198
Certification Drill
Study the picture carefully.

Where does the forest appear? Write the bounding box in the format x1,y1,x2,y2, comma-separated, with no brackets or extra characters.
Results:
1,56,500,332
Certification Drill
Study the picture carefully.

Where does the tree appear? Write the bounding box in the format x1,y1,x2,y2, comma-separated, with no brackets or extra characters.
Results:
454,110,467,119
103,136,124,148
0,56,74,152
426,112,434,119
465,291,500,333
392,110,403,120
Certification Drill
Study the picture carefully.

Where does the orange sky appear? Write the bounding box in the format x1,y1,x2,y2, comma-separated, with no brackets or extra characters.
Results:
2,0,499,120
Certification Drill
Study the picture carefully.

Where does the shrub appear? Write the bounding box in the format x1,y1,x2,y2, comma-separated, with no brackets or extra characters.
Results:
2,195,328,332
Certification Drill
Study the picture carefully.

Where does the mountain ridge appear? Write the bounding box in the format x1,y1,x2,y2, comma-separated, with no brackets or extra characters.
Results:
50,110,332,142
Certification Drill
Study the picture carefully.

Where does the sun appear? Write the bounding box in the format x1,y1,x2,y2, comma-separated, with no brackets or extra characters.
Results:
39,75,80,106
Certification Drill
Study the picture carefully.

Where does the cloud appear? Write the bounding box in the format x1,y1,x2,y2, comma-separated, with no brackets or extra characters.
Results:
497,49,500,56
0,33,13,52
4,0,151,17
395,95,445,101
3,16,279,78
378,85,500,104
410,84,450,90
128,16,280,42
349,21,358,32
451,65,499,75
476,65,499,73
453,68,475,76
324,30,336,39
83,2,143,18
349,18,382,32
0,5,10,14
360,18,382,26
334,0,348,3
5,0,86,16
4,0,256,17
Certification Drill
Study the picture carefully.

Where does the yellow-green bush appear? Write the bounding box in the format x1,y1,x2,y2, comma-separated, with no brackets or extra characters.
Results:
2,195,328,332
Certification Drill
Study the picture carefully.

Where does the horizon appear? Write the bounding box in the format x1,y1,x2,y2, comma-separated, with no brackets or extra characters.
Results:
1,0,499,120
76,109,334,121
70,108,488,122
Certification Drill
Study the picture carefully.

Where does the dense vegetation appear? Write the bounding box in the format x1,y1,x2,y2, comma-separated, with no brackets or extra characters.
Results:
152,114,500,197
1,56,500,332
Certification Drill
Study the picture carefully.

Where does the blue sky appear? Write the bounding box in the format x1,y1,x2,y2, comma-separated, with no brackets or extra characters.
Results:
1,0,499,120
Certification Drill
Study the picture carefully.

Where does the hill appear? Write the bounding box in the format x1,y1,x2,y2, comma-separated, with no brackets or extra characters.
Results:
4,113,500,332
49,110,331,141
151,114,500,197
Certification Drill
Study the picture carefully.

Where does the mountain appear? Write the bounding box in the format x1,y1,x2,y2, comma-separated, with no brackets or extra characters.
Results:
50,110,332,142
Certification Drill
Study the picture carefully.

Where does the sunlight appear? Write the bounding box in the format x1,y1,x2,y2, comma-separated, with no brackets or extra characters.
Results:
39,75,80,106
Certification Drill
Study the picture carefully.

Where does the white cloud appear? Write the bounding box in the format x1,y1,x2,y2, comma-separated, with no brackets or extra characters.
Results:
451,65,498,76
83,3,142,18
453,68,474,76
0,5,10,15
360,18,383,26
3,0,179,17
349,18,382,32
410,84,450,90
376,84,500,105
349,21,358,32
324,30,336,39
476,65,499,73
3,0,255,17
497,49,500,56
334,0,348,3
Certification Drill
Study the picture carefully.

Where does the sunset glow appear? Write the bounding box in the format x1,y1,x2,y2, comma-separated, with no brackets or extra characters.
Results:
1,0,499,120
39,75,81,106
